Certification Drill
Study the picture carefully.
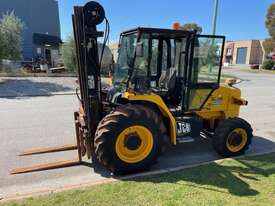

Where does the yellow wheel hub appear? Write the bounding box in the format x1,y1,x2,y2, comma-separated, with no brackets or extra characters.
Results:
226,128,247,152
115,125,153,163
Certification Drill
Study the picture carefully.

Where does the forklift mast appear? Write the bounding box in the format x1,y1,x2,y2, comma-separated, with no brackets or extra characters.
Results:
72,2,105,156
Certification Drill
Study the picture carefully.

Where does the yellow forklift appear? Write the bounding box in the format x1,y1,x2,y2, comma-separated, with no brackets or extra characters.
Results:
12,1,253,175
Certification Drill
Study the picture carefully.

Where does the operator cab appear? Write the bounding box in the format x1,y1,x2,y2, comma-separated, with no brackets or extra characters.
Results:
112,27,225,113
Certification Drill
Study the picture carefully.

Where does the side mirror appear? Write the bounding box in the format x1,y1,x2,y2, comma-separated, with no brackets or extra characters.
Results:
136,42,144,57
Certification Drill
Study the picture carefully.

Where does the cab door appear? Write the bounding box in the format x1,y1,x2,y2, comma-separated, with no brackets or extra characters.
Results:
183,35,225,111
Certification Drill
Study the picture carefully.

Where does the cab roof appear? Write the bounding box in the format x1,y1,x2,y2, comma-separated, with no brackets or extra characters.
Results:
121,27,196,38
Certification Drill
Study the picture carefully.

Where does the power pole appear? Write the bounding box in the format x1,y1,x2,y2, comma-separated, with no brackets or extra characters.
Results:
212,0,219,35
209,0,219,73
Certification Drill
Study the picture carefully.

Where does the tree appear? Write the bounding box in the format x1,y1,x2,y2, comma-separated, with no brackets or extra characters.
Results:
265,3,275,38
180,23,202,34
61,33,113,74
0,31,4,59
61,34,77,73
263,38,275,55
263,3,275,55
199,38,219,67
0,11,24,60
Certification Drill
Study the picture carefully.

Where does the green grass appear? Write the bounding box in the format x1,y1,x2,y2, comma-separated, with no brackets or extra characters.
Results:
2,153,275,206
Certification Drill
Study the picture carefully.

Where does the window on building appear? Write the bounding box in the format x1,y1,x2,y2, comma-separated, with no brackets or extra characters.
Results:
226,48,232,55
37,47,42,55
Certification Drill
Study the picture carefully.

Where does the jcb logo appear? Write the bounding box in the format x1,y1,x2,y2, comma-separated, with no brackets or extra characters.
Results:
177,122,191,134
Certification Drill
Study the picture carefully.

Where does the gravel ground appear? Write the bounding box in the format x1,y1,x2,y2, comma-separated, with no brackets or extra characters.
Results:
0,77,77,97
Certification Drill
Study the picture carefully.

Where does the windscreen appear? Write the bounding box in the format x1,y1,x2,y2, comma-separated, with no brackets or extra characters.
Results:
113,33,137,85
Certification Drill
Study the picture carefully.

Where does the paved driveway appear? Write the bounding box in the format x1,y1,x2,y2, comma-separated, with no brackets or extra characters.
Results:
1,70,275,199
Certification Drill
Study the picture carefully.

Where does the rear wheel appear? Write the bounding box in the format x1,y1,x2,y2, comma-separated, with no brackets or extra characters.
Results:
212,118,253,157
94,104,166,174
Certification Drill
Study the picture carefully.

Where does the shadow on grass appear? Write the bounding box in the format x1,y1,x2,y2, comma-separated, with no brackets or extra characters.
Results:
123,136,275,197
0,79,73,99
15,135,273,198
9,133,275,198
129,160,265,197
73,135,275,197
70,135,275,197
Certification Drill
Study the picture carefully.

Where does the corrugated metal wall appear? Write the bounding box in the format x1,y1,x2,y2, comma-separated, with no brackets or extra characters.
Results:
0,0,61,61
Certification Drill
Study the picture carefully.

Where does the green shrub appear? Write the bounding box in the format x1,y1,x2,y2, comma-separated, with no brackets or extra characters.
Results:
61,35,77,73
262,59,274,70
0,11,24,60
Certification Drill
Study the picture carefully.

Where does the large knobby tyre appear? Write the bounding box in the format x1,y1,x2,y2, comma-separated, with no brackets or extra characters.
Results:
212,117,253,157
94,104,166,175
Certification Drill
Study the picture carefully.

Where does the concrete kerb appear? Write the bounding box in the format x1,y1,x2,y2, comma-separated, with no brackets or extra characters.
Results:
1,149,275,203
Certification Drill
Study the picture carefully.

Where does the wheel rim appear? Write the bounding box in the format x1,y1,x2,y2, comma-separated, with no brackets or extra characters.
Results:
115,125,153,163
226,128,247,152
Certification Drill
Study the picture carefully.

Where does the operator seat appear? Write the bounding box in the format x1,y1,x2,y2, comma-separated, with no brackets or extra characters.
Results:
158,67,182,106
159,67,177,93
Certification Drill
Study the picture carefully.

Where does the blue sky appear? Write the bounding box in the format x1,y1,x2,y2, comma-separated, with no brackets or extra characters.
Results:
59,0,274,42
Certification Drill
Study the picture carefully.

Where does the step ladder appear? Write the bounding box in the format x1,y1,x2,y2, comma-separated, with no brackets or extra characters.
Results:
176,136,195,144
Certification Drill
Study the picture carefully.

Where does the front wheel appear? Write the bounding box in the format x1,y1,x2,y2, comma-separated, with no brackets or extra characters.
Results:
212,118,253,157
94,104,166,175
